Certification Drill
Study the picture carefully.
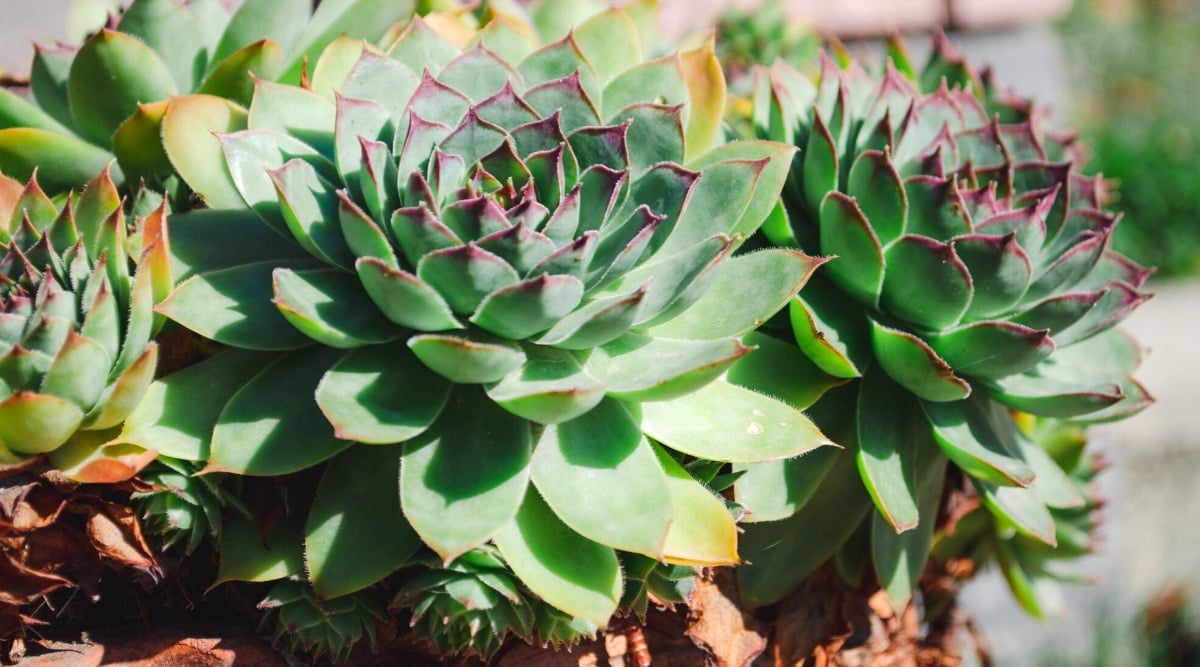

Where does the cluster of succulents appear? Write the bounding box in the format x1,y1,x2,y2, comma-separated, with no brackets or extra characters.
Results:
0,0,417,196
0,0,1155,663
733,35,1150,610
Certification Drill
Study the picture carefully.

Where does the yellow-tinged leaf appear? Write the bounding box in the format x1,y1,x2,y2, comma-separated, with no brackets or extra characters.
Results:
653,443,739,566
48,427,156,483
309,36,367,100
422,11,479,48
0,172,23,237
680,36,726,158
161,95,248,210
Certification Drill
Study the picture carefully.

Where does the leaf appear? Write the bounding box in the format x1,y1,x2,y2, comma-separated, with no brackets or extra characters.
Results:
157,260,319,350
0,392,85,455
728,331,848,412
272,267,399,348
470,274,585,340
400,387,531,562
162,95,249,210
281,0,416,83
872,453,946,613
119,349,278,461
0,129,117,194
856,366,921,532
207,348,351,475
408,330,525,384
649,249,825,340
485,345,605,424
199,39,285,108
530,397,671,557
653,443,740,566
870,319,971,402
926,321,1055,380
117,0,207,90
167,208,310,281
679,38,726,158
734,447,840,523
819,192,884,306
316,341,451,445
640,379,834,463
737,450,873,607
978,482,1057,547
306,444,421,598
69,29,178,145
586,334,751,402
213,504,305,586
880,235,973,331
922,397,1036,487
494,488,621,626
212,0,309,66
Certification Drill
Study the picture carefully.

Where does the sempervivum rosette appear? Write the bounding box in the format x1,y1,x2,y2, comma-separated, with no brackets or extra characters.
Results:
733,37,1151,608
0,167,168,479
140,5,831,629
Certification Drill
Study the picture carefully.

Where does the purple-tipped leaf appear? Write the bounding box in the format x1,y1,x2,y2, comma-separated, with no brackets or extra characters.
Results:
870,319,971,402
470,274,585,340
881,235,973,330
485,346,605,424
819,192,885,307
408,330,525,384
926,320,1054,380
356,257,462,332
273,267,399,348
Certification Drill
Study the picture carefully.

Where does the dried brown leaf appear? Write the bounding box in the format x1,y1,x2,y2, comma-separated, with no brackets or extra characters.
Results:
79,499,161,578
0,550,73,606
685,568,767,667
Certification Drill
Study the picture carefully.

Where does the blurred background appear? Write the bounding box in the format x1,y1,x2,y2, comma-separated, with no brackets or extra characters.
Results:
0,0,1196,664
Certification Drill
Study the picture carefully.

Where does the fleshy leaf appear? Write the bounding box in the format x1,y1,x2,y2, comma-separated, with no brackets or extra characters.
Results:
922,397,1036,487
207,348,351,475
926,321,1054,380
494,488,621,626
485,345,605,424
530,397,671,557
640,379,834,463
272,266,399,348
316,341,451,445
819,192,884,306
306,444,421,598
856,367,921,532
587,334,751,402
68,29,178,144
0,392,85,455
653,442,740,566
408,330,525,384
470,274,585,340
880,235,973,330
869,319,971,402
401,387,531,562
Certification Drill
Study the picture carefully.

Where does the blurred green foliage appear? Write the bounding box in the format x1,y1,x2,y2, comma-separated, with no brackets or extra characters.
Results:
1061,0,1200,277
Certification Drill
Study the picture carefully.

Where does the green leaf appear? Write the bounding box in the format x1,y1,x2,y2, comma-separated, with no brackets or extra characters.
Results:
84,345,158,431
0,128,118,194
869,319,971,402
356,258,463,332
212,0,309,67
401,387,531,562
69,29,178,145
922,397,1036,487
167,208,310,281
118,0,207,90
40,332,110,413
978,482,1057,547
485,345,605,424
530,397,671,557
640,379,834,463
247,80,336,157
601,54,687,121
158,260,319,350
199,39,285,108
208,347,350,475
872,453,946,613
113,101,172,185
213,504,305,586
316,341,451,445
0,88,73,134
738,450,873,607
470,274,585,340
819,192,884,306
408,330,525,384
118,349,278,461
926,321,1054,380
494,488,621,626
586,334,750,402
685,140,797,243
416,243,520,315
649,249,824,340
883,239,972,336
272,267,399,348
0,392,85,455
219,128,335,235
726,331,848,411
306,444,421,598
734,447,840,523
282,0,416,83
955,233,1033,319
846,150,906,245
29,44,76,131
573,9,641,84
856,366,921,532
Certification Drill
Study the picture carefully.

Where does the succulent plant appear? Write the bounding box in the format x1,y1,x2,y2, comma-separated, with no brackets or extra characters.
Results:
394,545,595,659
0,168,169,479
258,576,383,663
732,37,1151,609
0,0,417,196
137,2,831,632
132,457,249,554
